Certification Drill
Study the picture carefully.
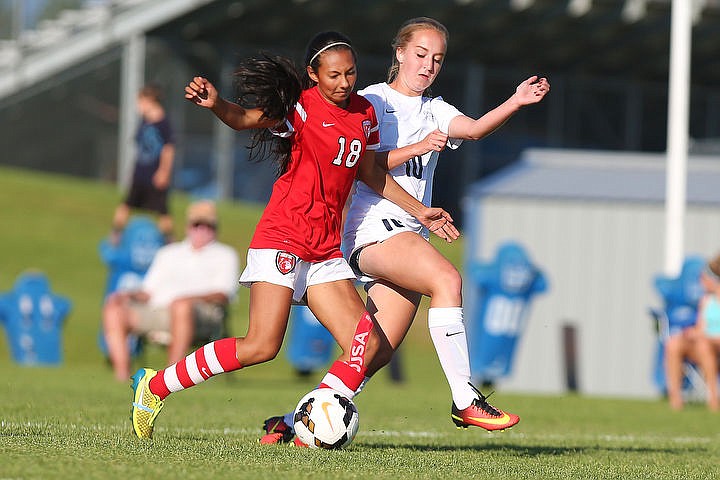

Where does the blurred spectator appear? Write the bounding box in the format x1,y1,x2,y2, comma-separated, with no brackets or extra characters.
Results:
102,200,239,381
111,84,175,244
97,216,166,360
665,254,720,411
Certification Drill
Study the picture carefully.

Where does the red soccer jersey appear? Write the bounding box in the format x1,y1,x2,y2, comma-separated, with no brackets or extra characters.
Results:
250,86,380,262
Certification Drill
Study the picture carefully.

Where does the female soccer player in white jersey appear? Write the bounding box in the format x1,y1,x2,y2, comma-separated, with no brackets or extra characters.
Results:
128,30,458,439
261,17,549,444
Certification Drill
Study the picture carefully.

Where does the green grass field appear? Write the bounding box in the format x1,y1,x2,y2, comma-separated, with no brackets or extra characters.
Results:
1,166,719,480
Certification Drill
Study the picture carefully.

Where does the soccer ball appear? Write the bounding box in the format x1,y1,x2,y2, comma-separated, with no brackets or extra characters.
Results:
293,388,359,449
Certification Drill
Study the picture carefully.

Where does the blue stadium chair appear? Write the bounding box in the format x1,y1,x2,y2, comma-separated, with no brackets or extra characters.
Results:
0,270,71,365
467,241,548,386
286,305,336,376
650,255,706,401
97,216,165,358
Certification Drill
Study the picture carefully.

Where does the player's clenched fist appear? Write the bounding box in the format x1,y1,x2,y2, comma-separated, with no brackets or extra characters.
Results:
185,76,218,109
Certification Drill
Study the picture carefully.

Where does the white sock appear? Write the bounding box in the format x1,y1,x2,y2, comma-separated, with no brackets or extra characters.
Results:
284,376,371,433
428,307,475,409
283,411,294,428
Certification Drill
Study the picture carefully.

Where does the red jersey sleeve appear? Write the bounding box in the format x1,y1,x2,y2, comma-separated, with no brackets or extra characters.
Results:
365,103,380,151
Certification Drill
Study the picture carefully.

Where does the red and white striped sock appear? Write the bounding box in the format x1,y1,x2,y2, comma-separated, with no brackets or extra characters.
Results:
318,311,373,398
319,361,366,398
149,337,241,400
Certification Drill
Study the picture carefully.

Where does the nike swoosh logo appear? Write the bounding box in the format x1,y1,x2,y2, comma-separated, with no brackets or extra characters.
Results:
453,412,512,426
385,109,395,113
201,367,210,378
445,331,463,337
322,121,335,127
133,384,154,413
321,402,335,432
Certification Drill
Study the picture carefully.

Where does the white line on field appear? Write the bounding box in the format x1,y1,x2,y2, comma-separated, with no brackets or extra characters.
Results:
2,420,717,444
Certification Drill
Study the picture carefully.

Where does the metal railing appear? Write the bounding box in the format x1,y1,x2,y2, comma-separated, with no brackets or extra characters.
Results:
0,0,216,101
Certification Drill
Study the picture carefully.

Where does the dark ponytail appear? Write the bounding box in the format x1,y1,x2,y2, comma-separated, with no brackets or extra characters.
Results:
233,53,301,176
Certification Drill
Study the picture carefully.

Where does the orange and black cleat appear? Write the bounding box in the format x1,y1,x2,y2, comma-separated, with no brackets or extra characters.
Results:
259,416,295,444
451,383,520,432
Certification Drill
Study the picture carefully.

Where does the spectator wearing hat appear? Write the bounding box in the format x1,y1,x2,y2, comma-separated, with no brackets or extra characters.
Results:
103,200,239,381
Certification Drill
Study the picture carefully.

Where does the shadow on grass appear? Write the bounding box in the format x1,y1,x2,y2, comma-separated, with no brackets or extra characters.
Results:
358,442,699,456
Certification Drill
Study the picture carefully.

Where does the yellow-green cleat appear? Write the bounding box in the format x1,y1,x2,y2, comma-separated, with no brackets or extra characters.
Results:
130,368,164,439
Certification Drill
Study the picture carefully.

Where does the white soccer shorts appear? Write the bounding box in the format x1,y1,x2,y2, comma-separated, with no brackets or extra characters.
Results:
239,248,355,302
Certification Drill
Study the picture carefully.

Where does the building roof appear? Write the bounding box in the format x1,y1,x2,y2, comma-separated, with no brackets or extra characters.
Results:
467,148,720,204
167,0,720,88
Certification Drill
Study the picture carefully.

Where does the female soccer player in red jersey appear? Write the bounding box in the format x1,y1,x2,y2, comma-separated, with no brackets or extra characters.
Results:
128,31,458,439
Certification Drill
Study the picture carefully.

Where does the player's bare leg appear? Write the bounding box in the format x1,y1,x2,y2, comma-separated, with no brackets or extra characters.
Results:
261,279,391,446
362,233,519,431
131,283,291,439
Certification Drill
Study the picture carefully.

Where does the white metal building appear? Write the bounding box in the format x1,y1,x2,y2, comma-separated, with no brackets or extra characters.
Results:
462,148,720,398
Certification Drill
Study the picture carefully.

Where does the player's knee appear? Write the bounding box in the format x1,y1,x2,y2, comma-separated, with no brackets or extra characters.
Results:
104,293,125,311
102,310,121,331
665,337,682,354
102,301,126,329
170,298,193,313
430,267,463,301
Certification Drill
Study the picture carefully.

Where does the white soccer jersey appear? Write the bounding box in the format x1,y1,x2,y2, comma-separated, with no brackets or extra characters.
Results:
343,82,463,256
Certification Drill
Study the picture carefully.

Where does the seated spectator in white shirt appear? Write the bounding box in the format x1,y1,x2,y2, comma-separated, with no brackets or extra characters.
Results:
103,200,239,381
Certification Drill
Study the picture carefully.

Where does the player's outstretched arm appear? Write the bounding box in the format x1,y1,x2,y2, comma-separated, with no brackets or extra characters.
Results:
449,75,550,141
357,151,459,243
184,76,277,131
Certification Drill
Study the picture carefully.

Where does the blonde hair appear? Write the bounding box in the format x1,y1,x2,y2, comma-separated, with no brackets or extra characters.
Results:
387,17,449,95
